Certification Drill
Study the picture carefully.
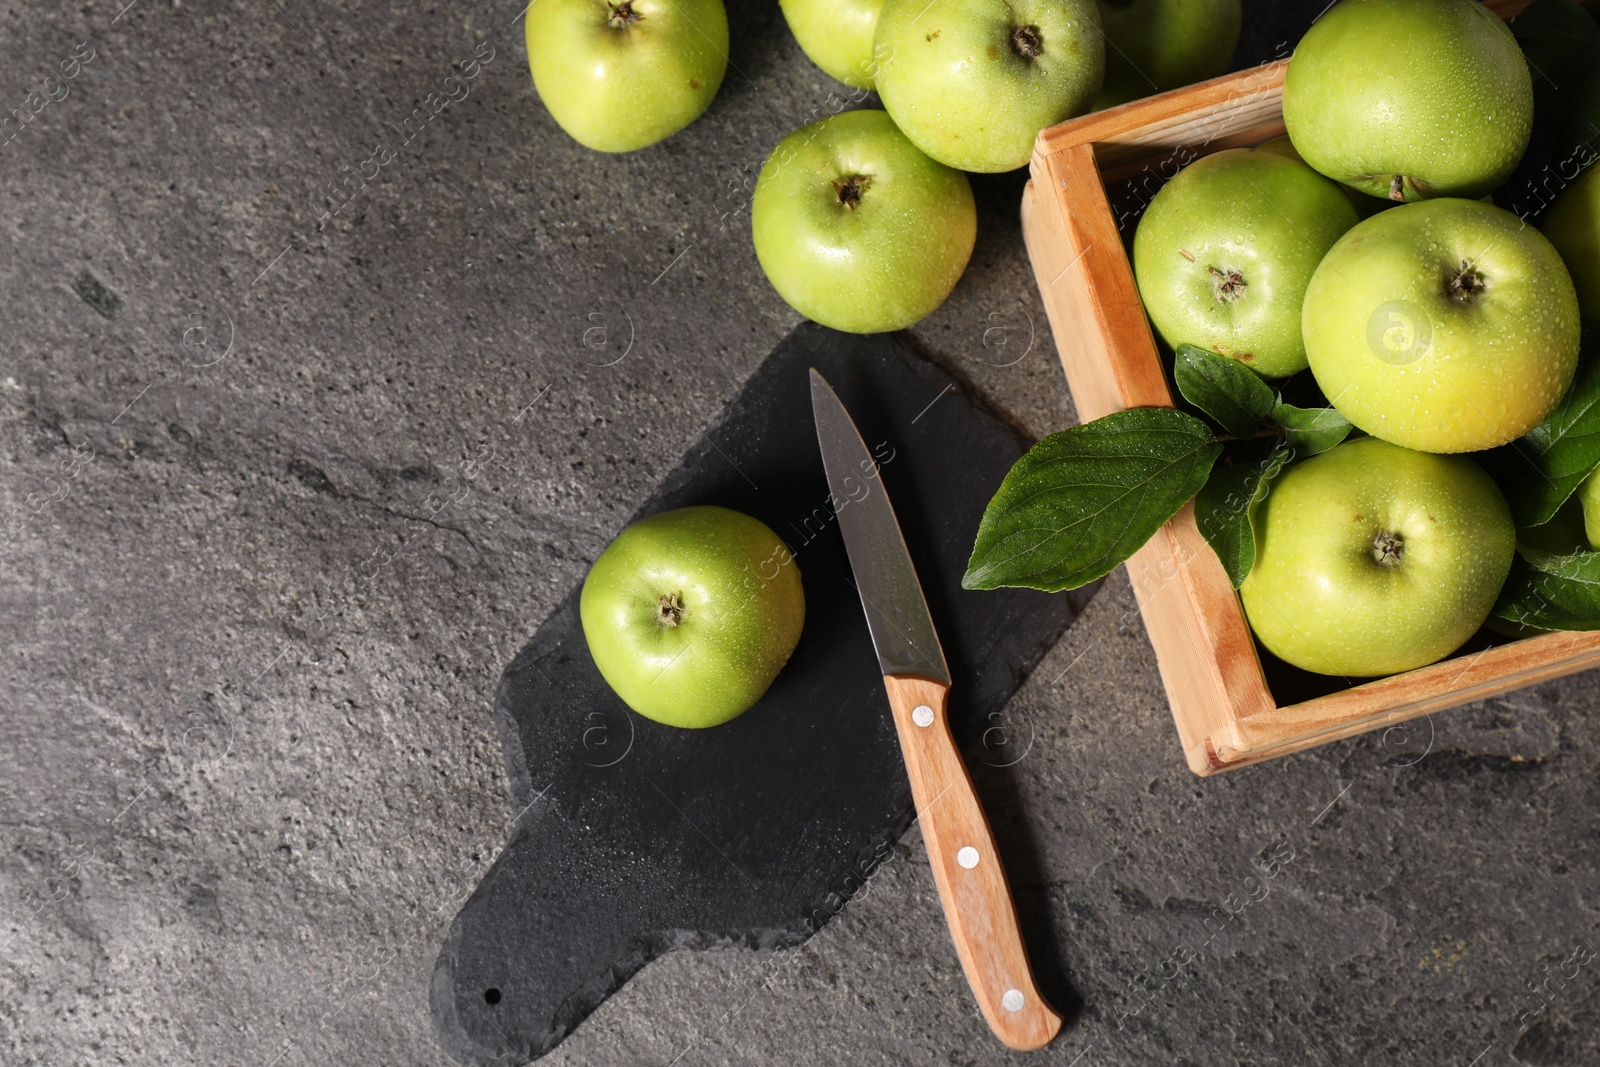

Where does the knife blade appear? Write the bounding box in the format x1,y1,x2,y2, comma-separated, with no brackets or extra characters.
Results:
809,369,1061,1053
809,374,950,686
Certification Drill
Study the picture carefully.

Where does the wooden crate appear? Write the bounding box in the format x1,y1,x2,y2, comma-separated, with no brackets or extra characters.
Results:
1019,0,1600,775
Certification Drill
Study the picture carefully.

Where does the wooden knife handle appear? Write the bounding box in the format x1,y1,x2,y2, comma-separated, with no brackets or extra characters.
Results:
882,675,1062,1052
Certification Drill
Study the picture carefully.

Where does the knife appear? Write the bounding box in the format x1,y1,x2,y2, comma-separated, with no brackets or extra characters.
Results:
809,369,1061,1052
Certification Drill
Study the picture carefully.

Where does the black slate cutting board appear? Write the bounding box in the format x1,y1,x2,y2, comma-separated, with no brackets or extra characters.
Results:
431,324,1081,1064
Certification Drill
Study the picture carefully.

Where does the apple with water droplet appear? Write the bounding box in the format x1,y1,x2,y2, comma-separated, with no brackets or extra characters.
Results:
751,109,976,333
526,0,729,153
1281,0,1533,202
1303,198,1580,453
1133,147,1359,378
781,0,886,89
581,506,806,728
1240,437,1515,677
872,0,1104,172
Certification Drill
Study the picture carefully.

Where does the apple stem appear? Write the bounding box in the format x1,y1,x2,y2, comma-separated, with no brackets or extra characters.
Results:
606,1,642,28
657,592,685,627
1207,265,1247,303
1447,259,1486,304
1010,25,1042,59
1389,175,1405,202
1371,531,1405,568
833,175,871,210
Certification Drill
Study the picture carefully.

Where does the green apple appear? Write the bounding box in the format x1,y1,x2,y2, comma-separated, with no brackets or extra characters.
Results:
781,0,886,89
581,506,805,728
1582,469,1600,550
872,0,1104,173
1282,0,1533,202
526,0,728,153
1240,437,1514,677
1303,198,1581,453
751,109,976,334
1255,134,1391,219
1541,163,1600,321
1094,0,1241,109
1132,147,1359,378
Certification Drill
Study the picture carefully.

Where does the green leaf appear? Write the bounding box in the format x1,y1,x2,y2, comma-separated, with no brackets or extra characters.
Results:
1490,351,1600,528
1173,344,1277,439
1492,545,1600,631
1271,402,1353,458
1194,442,1290,588
1521,495,1591,555
963,408,1222,593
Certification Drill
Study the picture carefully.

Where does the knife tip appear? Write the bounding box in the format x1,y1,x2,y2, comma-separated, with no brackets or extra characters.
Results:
806,374,832,412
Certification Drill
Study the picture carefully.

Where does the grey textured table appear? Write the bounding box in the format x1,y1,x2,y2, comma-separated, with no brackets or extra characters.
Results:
2,1,1597,1064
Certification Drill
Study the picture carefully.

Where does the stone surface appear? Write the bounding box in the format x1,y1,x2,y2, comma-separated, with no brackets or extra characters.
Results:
0,2,1596,1066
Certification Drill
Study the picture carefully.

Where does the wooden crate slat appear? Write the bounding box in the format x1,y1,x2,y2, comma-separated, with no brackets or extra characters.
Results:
1215,631,1600,767
1021,148,1275,775
1034,61,1288,159
1028,144,1171,416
